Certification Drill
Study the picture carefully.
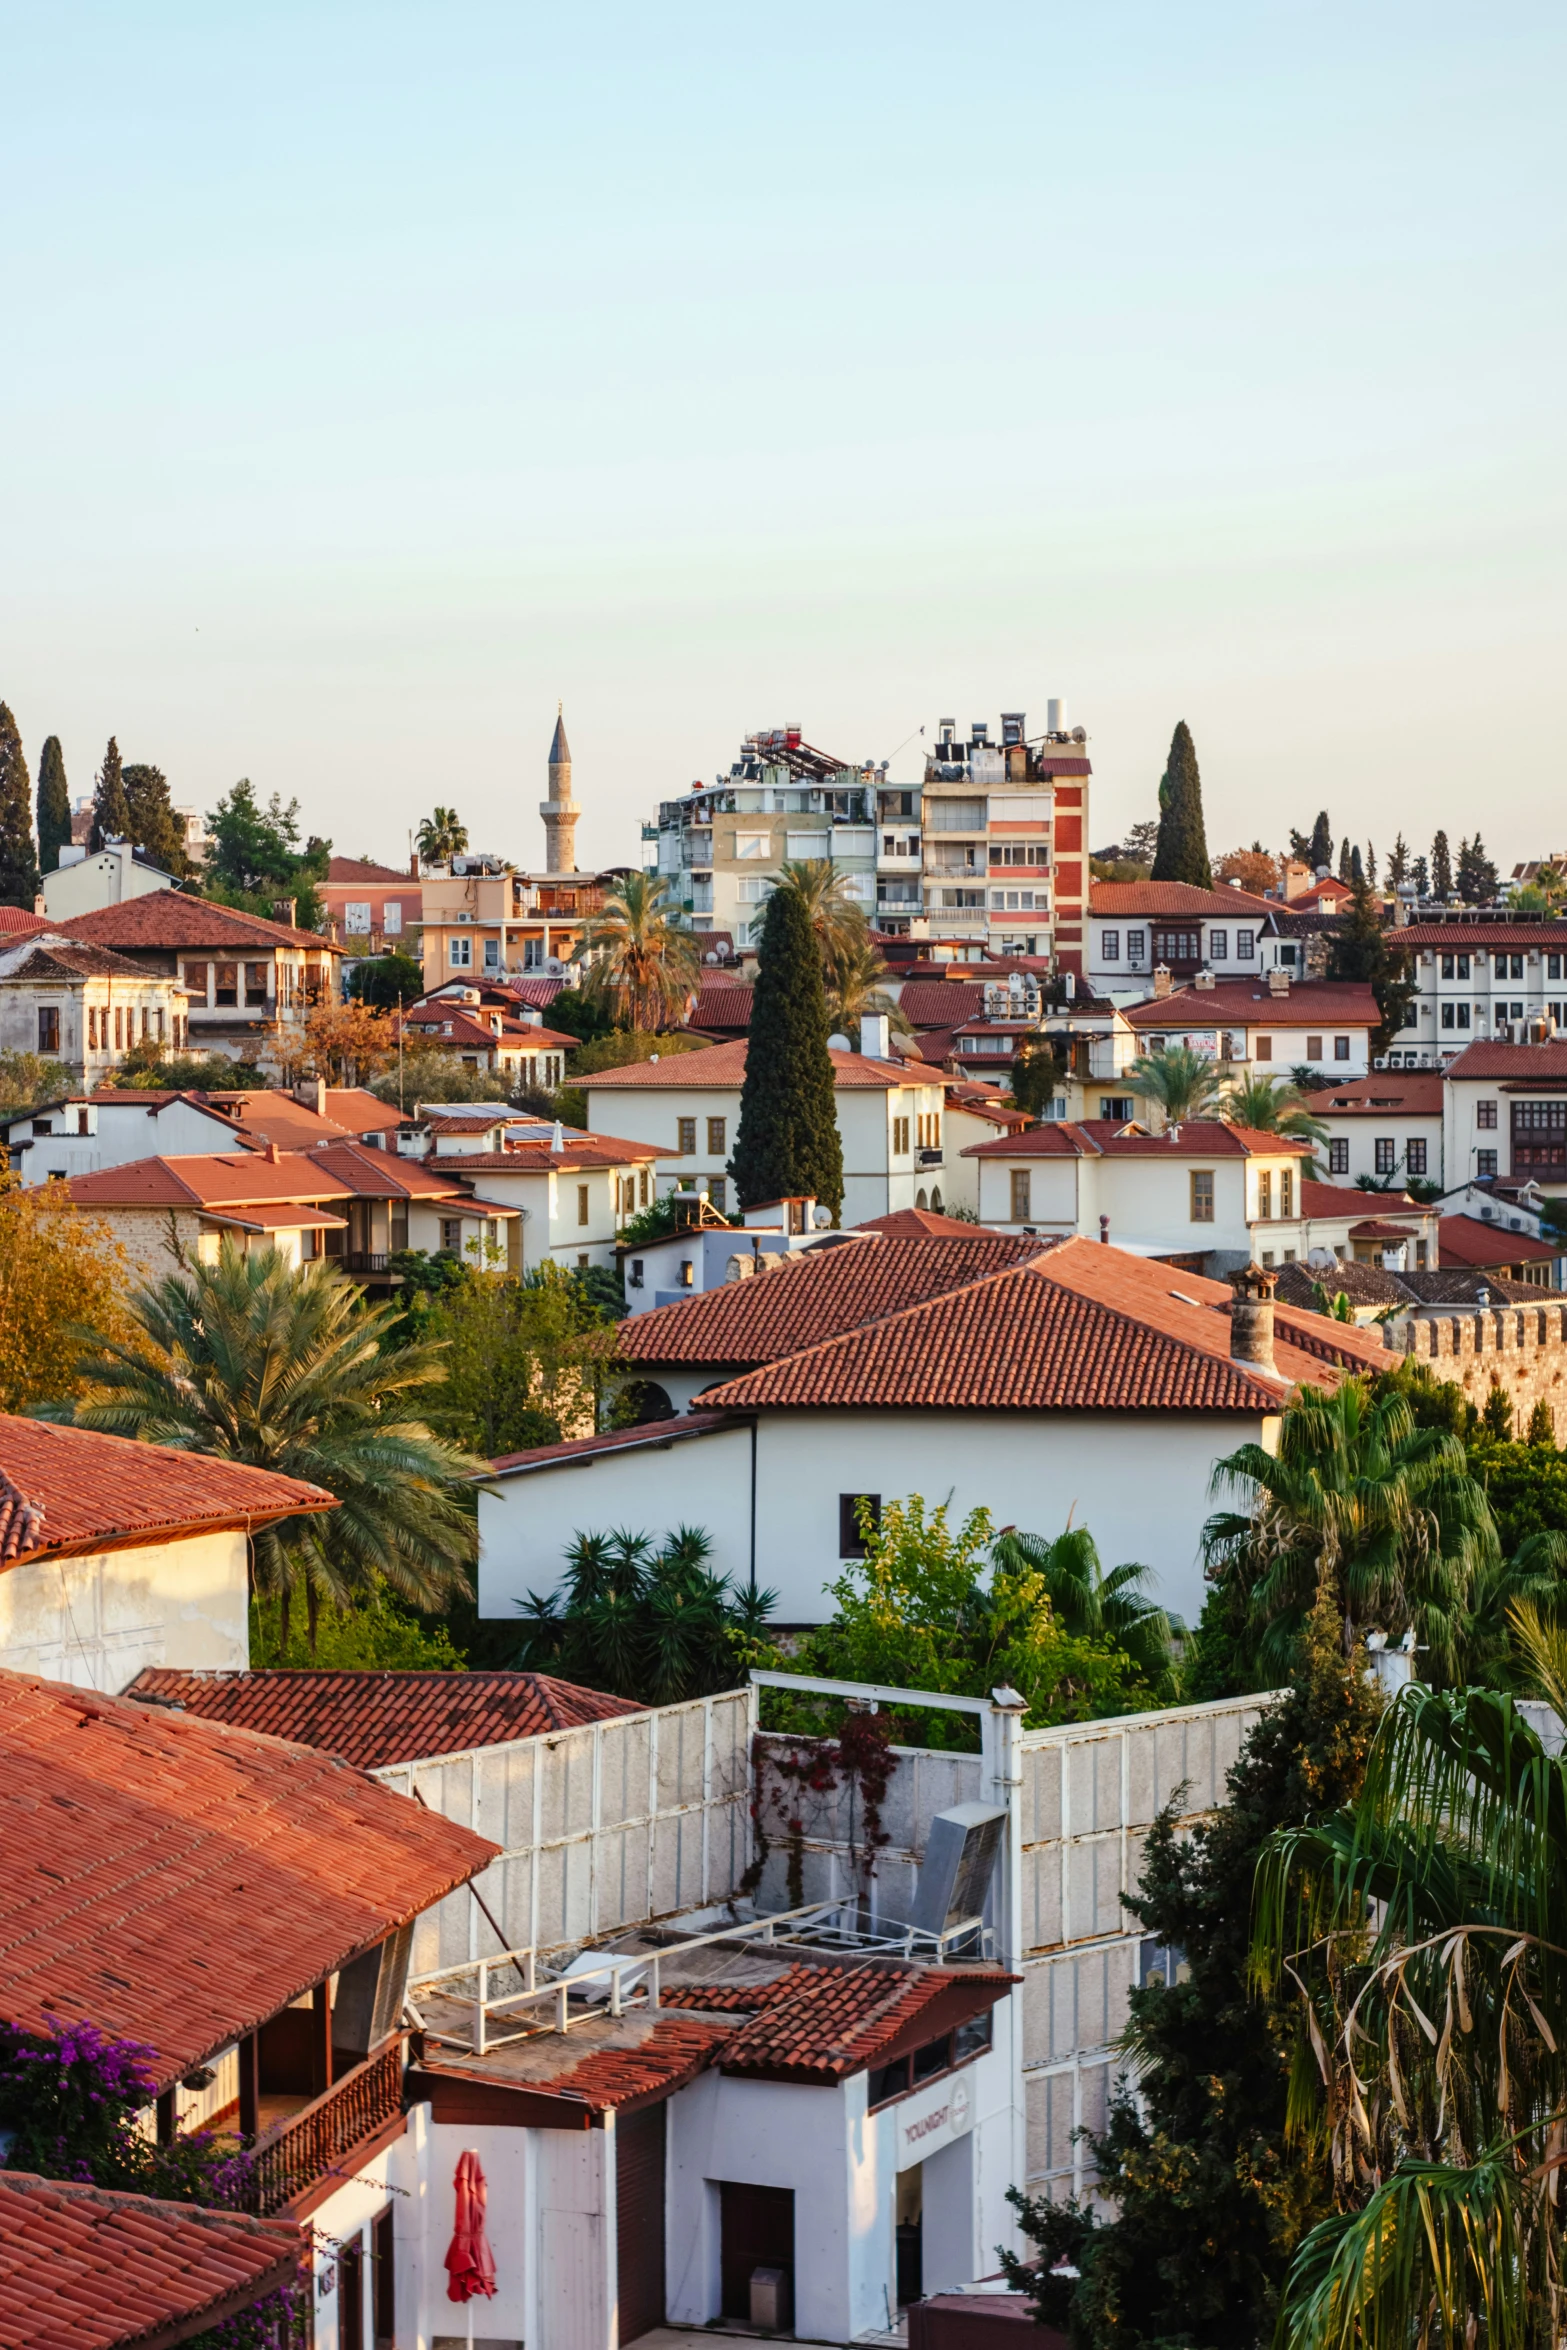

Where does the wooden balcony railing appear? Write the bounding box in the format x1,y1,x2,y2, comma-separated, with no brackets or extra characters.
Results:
245,2037,405,2217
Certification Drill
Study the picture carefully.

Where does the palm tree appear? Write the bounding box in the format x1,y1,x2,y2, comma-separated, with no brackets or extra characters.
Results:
824,936,910,1049
990,1524,1171,1679
68,1241,481,1639
773,859,869,976
1224,1069,1329,1157
1204,1378,1499,1680
1126,1043,1227,1127
573,873,699,1030
513,1522,774,1704
416,806,469,869
1254,1673,1567,2350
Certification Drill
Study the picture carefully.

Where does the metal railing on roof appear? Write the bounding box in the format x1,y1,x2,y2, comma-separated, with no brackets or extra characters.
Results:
405,1895,990,2060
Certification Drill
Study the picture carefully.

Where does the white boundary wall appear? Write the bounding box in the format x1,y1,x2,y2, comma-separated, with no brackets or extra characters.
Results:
378,1685,756,1976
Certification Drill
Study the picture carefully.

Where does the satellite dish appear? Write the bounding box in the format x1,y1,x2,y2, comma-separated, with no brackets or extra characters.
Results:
1071,725,1087,743
705,951,720,965
827,1032,852,1050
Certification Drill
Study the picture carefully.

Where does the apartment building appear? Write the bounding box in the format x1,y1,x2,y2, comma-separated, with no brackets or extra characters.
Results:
1442,1036,1567,1211
419,854,614,985
915,702,1090,971
1304,1071,1445,1190
318,856,423,956
1088,881,1307,995
647,726,880,949
1123,974,1379,1079
1385,922,1567,1065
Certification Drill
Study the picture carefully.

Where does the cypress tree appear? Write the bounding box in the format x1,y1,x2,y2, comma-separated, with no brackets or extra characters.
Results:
1431,829,1453,899
36,735,71,873
1337,834,1352,880
122,762,188,876
90,737,131,852
0,703,40,910
1350,843,1365,885
1307,809,1333,871
1328,874,1417,1048
1148,722,1212,887
730,884,844,1221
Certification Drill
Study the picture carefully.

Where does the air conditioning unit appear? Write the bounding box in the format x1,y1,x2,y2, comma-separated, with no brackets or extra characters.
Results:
908,1802,1008,1942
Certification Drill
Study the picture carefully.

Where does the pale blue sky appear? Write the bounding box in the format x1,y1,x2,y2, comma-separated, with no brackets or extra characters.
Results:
2,3,1563,873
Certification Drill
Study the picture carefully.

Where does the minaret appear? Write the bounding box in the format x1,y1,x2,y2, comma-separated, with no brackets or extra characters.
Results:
540,705,578,875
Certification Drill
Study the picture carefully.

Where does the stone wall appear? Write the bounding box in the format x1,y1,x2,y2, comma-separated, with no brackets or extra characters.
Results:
1386,1302,1567,1439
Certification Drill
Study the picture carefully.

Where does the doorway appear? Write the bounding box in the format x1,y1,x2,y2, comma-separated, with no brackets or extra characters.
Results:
895,2166,923,2308
719,2181,794,2328
616,2102,667,2343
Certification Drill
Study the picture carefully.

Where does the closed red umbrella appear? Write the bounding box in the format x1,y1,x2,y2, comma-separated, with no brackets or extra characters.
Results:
445,2149,499,2306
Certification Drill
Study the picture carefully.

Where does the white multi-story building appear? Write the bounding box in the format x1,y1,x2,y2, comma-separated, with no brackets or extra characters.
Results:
1384,921,1567,1065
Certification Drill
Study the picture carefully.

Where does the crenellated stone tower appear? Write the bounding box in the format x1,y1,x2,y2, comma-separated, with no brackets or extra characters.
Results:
540,706,578,874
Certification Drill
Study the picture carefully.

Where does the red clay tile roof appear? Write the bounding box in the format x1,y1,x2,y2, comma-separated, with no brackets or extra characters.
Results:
0,937,156,984
698,1239,1386,1414
583,1040,939,1092
665,1959,1016,2083
1438,1214,1560,1267
1125,981,1378,1029
396,1009,503,1051
1089,881,1277,918
515,2014,729,2111
856,1209,1002,1237
301,1141,482,1200
55,896,334,956
1445,1039,1567,1080
325,856,412,885
1299,1179,1425,1222
686,983,755,1034
0,907,50,939
490,1410,746,1476
616,1233,1045,1370
56,1154,350,1213
0,1671,498,2090
897,981,989,1030
1398,924,1567,951
0,2170,303,2350
127,1669,639,1768
1304,1074,1445,1116
963,1118,1314,1161
446,1136,668,1173
0,1416,334,1572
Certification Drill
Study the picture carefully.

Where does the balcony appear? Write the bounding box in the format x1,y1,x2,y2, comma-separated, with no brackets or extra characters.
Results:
344,1251,392,1275
244,2036,406,2217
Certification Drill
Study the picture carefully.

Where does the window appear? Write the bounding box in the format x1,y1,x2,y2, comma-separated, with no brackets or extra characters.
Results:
182,960,211,999
867,2057,910,2109
577,1183,590,1226
839,1493,881,1557
440,1217,462,1252
1477,1099,1498,1129
1551,955,1563,982
677,1117,697,1154
1101,930,1120,962
214,961,238,1006
1256,1170,1272,1219
1441,954,1471,980
114,1005,125,1050
484,937,501,971
1477,1150,1498,1178
1236,929,1255,958
734,830,770,858
1329,1138,1349,1174
449,936,472,967
892,1116,910,1155
36,1006,60,1054
629,1258,645,1288
1100,1096,1133,1122
1375,1138,1396,1175
1280,1169,1293,1216
373,2207,396,2350
1255,1036,1273,1062
707,1117,726,1155
1512,1101,1567,1176
1190,1170,1215,1223
1126,929,1146,962
1306,1035,1323,1062
1333,1035,1351,1061
953,2010,993,2063
708,1176,727,1212
344,900,372,934
1209,930,1228,961
1010,1168,1032,1223
1152,927,1201,965
1507,954,1525,980
383,901,403,936
735,876,774,903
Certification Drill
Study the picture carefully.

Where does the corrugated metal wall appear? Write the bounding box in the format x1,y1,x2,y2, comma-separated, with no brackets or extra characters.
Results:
380,1687,755,1975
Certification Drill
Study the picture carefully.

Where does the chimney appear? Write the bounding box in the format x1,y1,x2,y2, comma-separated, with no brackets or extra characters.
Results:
266,1140,282,1164
409,853,420,879
1228,1262,1278,1373
295,1076,327,1116
860,1012,891,1061
272,897,297,930
1152,964,1174,999
1267,966,1290,996
1194,966,1216,991
1098,1213,1110,1245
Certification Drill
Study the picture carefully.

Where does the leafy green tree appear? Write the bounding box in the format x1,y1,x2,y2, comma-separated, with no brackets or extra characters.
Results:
1457,832,1500,904
415,1261,621,1456
1308,809,1334,870
1127,1042,1226,1126
989,1523,1172,1673
35,734,71,874
1149,721,1212,887
107,1042,271,1092
1527,1398,1557,1447
370,1046,509,1108
574,872,699,1029
0,1050,76,1116
250,1588,467,1670
1431,828,1454,898
121,762,189,876
1009,1040,1063,1123
1254,1674,1567,2350
348,950,425,1008
1326,874,1417,1049
1004,1582,1382,2350
731,882,844,1220
1203,1377,1500,1682
1387,833,1410,886
202,779,329,928
0,704,40,910
89,737,130,852
782,1497,1162,1750
514,1524,773,1706
1411,851,1430,896
1122,817,1160,868
68,1240,480,1643
1366,838,1377,886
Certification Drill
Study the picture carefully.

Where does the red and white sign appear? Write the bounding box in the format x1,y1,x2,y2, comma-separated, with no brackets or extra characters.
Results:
893,2071,973,2172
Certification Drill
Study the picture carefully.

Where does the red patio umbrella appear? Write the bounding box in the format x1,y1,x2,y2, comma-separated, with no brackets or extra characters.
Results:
445,2149,499,2307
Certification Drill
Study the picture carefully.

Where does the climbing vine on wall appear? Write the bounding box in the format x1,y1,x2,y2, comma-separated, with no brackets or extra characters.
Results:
741,1712,895,1910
